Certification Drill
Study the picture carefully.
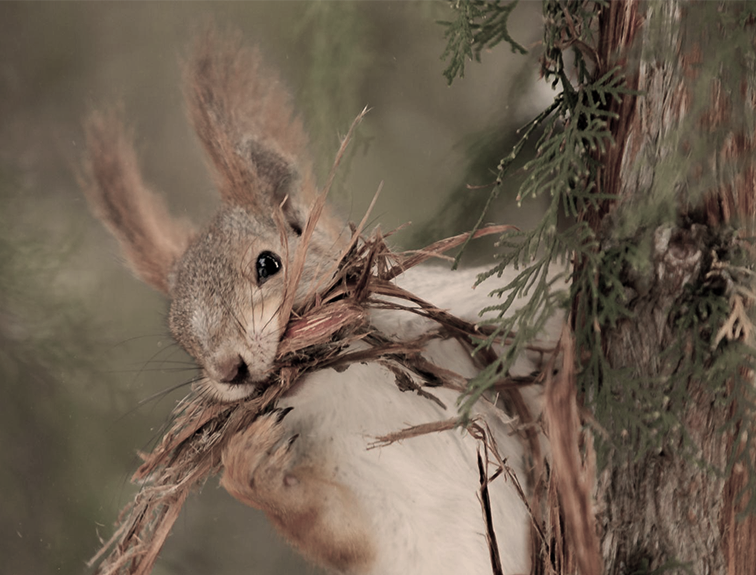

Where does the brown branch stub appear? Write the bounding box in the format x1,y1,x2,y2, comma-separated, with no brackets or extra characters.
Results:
544,324,602,575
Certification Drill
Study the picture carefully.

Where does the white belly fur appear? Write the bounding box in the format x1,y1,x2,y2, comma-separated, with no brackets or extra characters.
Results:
277,266,538,574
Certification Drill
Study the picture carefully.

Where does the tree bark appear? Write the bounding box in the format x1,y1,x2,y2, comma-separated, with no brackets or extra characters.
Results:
582,2,756,573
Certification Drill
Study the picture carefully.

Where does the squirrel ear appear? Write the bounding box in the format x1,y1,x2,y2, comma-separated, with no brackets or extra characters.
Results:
239,138,307,235
184,26,317,214
82,110,194,295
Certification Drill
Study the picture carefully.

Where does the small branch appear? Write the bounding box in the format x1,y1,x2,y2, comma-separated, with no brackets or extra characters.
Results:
368,417,460,449
280,107,369,324
477,449,504,575
544,324,602,575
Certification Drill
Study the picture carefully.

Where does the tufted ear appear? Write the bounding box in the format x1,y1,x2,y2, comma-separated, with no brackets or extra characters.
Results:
183,26,318,215
237,137,309,235
82,110,195,295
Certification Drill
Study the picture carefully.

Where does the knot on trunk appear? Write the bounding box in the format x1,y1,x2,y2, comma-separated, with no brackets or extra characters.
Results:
653,224,705,296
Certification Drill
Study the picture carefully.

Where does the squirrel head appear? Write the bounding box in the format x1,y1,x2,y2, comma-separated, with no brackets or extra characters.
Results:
82,29,342,402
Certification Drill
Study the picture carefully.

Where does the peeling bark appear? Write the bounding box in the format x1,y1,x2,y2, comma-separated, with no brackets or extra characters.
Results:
579,2,756,573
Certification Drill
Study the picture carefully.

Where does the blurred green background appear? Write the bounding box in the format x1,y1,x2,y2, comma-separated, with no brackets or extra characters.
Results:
0,2,546,574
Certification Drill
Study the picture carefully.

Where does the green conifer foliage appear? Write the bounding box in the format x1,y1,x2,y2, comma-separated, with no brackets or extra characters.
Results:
439,0,526,84
442,0,756,530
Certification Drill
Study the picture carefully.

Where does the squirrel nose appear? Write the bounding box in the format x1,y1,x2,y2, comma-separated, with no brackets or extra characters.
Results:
216,355,249,384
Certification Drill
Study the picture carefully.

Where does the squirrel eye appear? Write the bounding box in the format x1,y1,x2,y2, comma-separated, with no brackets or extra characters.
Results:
256,251,282,284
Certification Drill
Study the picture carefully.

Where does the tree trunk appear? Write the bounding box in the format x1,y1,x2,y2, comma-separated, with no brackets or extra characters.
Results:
582,2,756,573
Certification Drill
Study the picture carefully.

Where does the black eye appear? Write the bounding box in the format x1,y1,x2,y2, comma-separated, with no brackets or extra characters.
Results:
256,251,282,284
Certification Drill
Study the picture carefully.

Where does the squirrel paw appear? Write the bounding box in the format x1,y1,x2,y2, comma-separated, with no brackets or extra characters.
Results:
221,407,301,506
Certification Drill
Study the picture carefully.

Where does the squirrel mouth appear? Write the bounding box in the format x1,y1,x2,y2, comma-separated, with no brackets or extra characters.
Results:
208,378,264,403
204,356,275,402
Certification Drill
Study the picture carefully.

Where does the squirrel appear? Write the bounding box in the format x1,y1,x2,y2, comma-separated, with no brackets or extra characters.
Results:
82,28,541,575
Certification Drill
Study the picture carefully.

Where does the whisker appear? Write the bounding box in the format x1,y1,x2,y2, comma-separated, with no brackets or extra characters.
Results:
114,376,200,423
118,340,186,390
254,284,262,334
102,332,180,353
138,358,197,366
219,294,248,339
107,364,198,374
261,298,283,332
134,377,202,408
